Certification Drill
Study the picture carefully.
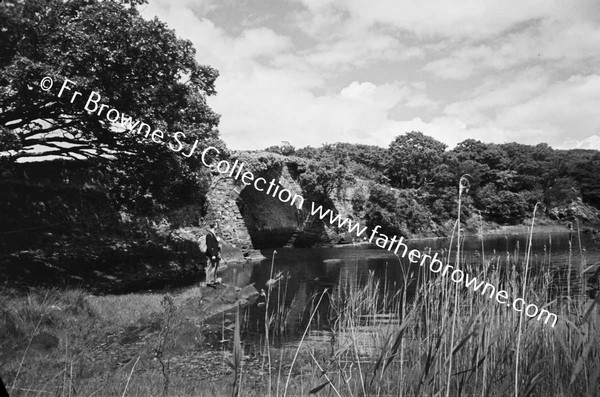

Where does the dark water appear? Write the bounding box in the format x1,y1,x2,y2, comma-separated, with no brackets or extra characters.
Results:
218,231,600,341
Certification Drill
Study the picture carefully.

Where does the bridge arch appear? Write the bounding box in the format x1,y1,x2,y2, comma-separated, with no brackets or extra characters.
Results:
204,159,309,250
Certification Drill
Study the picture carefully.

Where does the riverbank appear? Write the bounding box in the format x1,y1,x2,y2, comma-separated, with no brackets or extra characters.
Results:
471,223,572,236
329,220,599,248
0,282,265,396
464,219,600,237
2,255,599,396
0,239,266,294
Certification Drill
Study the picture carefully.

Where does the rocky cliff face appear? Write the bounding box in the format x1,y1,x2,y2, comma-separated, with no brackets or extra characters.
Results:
548,198,600,224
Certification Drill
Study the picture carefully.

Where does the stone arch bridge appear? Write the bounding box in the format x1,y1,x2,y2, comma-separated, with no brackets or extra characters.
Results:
204,157,312,250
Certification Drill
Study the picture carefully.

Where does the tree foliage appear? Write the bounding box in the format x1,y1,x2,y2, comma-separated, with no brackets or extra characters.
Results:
0,0,222,213
475,185,529,224
295,142,388,182
297,152,353,203
1,0,219,161
364,185,432,236
387,131,447,189
296,133,600,229
264,141,296,156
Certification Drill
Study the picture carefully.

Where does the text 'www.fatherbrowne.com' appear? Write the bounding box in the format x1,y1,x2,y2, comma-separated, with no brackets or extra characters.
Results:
309,203,559,328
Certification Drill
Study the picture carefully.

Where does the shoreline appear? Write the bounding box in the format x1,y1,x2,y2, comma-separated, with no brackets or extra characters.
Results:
463,223,599,237
328,222,599,249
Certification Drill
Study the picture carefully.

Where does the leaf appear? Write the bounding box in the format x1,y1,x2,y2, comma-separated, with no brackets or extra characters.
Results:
309,381,330,395
581,299,598,325
587,362,600,397
571,336,595,385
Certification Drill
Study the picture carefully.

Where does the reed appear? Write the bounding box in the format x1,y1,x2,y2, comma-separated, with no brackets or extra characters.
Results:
246,213,598,396
263,250,276,396
4,220,599,396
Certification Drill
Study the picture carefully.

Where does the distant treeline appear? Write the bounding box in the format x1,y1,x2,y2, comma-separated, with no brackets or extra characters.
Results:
265,133,600,235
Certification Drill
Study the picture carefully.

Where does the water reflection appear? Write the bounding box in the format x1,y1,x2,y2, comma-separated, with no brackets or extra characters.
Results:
218,232,600,343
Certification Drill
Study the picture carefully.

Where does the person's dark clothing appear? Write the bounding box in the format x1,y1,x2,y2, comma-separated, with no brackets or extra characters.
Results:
206,231,220,259
205,230,221,283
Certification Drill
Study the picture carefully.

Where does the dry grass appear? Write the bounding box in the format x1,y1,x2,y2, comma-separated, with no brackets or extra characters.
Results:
251,249,598,397
2,196,599,397
87,286,203,327
1,245,599,396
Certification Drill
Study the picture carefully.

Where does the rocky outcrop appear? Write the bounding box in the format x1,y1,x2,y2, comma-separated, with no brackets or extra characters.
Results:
548,198,600,223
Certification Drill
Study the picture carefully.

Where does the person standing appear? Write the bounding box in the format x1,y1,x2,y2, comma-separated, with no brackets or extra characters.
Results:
205,222,221,284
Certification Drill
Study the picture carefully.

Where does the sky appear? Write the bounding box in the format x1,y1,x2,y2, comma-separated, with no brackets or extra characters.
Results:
140,0,600,151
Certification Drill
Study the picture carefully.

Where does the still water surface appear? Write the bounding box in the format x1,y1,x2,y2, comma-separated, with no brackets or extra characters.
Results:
218,232,599,343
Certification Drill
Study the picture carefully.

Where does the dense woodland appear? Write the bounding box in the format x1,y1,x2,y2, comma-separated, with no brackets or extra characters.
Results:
0,0,228,290
266,134,600,235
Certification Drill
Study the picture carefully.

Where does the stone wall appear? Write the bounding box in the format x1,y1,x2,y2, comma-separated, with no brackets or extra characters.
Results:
205,175,253,250
203,156,307,250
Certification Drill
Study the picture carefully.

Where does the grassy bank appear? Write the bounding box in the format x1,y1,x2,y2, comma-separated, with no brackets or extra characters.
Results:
1,249,599,396
0,285,265,396
2,192,600,396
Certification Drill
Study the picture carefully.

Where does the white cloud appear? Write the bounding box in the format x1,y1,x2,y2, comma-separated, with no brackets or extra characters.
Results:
292,0,593,39
422,72,600,148
496,74,600,143
339,81,408,109
574,135,600,150
141,2,293,73
443,67,550,126
140,0,600,151
211,77,437,149
424,17,600,80
301,34,422,70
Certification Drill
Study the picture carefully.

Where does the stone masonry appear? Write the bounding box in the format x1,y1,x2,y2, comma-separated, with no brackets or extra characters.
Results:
204,159,308,251
205,175,253,250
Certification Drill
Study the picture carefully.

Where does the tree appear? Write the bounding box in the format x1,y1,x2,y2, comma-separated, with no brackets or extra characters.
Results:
561,150,600,207
298,156,352,203
452,139,507,170
295,142,388,182
0,0,223,212
387,131,447,189
364,185,432,236
264,141,295,156
476,185,529,224
544,177,580,206
450,139,508,186
0,0,220,162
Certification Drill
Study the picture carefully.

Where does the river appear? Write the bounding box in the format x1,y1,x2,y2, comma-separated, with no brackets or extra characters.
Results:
214,231,600,344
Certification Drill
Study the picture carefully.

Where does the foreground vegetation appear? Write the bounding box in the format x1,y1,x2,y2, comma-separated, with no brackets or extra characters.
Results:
1,178,598,397
1,230,598,396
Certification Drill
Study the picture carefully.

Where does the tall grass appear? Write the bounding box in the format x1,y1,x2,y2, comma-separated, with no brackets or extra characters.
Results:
275,247,599,396
514,202,543,396
3,219,599,396
244,202,599,396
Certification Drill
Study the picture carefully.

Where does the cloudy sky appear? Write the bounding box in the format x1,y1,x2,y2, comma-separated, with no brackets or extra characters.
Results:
141,0,600,151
